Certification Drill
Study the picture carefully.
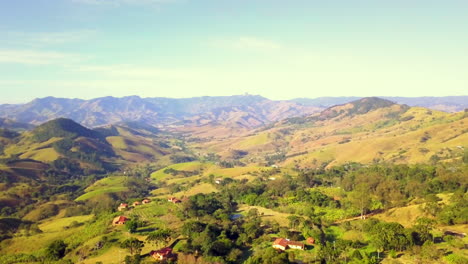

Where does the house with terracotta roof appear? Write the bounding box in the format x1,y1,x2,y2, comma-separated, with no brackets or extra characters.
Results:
118,203,128,211
286,240,305,250
133,201,141,206
112,216,129,226
272,238,289,251
272,238,305,251
168,197,181,203
142,199,151,204
150,247,173,261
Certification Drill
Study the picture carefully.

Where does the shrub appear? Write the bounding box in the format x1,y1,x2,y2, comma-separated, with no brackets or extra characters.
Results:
45,240,67,260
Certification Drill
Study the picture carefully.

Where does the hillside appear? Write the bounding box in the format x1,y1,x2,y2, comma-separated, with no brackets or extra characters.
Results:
191,98,468,167
0,98,467,264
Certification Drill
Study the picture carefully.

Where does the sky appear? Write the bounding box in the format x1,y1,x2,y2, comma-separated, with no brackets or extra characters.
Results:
1,0,467,103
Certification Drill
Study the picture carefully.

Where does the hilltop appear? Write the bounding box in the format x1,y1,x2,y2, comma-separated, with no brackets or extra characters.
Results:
192,97,467,167
292,95,468,112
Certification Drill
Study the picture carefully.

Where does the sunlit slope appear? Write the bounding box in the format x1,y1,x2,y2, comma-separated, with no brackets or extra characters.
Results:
75,176,128,201
192,98,467,167
101,124,184,164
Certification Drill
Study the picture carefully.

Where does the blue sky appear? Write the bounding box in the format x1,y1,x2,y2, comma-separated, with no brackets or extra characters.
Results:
1,0,467,103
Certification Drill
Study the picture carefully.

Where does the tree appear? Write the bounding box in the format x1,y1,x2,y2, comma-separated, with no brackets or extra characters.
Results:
348,183,371,219
125,220,138,233
287,215,303,229
226,248,243,263
368,222,410,251
124,254,142,264
45,239,67,260
411,217,434,245
146,229,172,247
120,238,144,255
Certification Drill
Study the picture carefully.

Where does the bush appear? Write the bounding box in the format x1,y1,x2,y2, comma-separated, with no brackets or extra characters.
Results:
45,239,67,260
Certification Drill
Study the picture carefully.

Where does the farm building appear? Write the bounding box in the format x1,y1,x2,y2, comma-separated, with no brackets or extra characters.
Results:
112,216,129,226
272,238,289,251
168,197,181,203
133,201,141,206
142,199,151,204
150,247,173,261
118,203,128,211
273,238,305,251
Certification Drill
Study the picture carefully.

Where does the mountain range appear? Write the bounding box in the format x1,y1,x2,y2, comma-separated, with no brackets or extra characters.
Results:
0,95,466,129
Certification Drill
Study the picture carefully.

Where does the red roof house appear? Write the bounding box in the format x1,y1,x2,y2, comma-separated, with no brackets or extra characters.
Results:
150,247,173,261
286,240,305,250
112,216,129,226
272,238,305,251
118,203,128,211
272,238,289,251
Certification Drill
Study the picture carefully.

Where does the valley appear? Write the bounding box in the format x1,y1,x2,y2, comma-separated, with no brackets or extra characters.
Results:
0,96,466,264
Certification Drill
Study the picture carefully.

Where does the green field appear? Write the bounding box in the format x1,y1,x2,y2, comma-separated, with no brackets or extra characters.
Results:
150,161,205,180
75,176,128,201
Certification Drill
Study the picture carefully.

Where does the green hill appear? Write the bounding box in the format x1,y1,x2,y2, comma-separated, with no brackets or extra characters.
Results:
31,118,102,143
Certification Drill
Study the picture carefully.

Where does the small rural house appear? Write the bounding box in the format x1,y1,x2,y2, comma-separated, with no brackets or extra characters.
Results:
133,201,141,206
273,238,305,251
168,197,181,203
287,240,305,250
118,203,128,211
142,199,151,204
150,247,173,261
272,238,289,251
112,216,129,226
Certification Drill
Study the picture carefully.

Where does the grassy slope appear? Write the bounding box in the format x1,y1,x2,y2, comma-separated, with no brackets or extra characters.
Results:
19,147,60,162
75,176,128,201
192,106,467,168
2,137,62,161
0,215,93,254
237,204,292,227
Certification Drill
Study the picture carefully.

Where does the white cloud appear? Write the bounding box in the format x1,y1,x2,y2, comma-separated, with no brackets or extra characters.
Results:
209,36,282,52
0,49,85,65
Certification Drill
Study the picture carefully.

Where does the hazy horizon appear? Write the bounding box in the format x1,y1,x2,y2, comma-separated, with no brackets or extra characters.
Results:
1,1,467,103
2,94,468,105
